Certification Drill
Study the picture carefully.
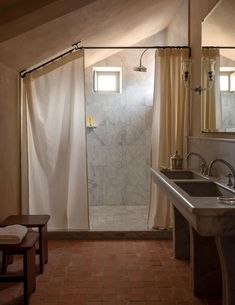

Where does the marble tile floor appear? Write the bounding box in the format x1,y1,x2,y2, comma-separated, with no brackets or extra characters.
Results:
0,240,221,305
89,205,149,231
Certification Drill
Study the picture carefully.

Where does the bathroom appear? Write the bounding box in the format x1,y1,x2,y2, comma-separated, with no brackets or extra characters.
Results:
1,0,235,305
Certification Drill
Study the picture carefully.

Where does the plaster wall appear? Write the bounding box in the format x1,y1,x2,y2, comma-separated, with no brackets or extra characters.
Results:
0,62,20,221
167,0,188,46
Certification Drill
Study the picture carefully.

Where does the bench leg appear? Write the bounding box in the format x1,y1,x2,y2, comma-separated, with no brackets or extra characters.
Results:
1,252,14,274
39,226,48,273
23,246,36,305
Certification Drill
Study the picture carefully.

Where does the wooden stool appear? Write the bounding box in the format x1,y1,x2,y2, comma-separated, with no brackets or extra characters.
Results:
0,215,50,273
0,231,39,305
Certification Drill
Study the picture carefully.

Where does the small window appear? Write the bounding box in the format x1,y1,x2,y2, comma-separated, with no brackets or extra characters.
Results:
220,68,235,92
220,74,229,91
93,67,122,93
230,72,235,92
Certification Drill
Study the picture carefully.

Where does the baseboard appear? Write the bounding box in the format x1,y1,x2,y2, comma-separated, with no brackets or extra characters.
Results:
47,229,173,240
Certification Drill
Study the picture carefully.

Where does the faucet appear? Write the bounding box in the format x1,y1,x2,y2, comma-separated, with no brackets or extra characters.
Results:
186,152,208,175
208,159,235,188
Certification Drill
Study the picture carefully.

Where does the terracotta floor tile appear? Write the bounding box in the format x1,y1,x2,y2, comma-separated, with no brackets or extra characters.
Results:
0,240,222,305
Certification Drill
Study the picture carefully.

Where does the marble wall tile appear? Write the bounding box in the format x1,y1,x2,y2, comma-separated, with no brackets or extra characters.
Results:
104,105,127,126
86,126,106,147
145,128,152,148
145,106,153,128
86,104,105,126
126,185,149,205
125,144,146,166
104,184,126,205
87,145,106,166
88,166,105,206
85,47,155,207
127,166,147,187
188,137,235,179
221,93,235,129
104,166,128,187
105,145,126,166
126,106,146,127
125,85,147,106
105,125,126,146
125,125,146,146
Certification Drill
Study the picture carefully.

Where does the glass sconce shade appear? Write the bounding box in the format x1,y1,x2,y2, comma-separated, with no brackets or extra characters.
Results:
202,59,216,83
181,58,216,94
181,59,192,88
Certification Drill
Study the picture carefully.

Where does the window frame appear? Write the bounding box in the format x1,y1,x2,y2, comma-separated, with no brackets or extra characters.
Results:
93,67,122,94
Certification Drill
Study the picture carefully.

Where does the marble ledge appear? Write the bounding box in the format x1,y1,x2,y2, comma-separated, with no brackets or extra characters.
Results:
188,136,235,143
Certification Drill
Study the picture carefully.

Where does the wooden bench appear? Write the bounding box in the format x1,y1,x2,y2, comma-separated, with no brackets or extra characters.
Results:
0,231,39,305
0,214,50,273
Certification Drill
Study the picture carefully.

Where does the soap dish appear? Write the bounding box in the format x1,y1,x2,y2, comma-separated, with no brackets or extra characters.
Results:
217,197,235,206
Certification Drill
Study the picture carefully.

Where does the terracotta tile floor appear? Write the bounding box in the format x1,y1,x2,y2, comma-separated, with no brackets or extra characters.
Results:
0,240,221,305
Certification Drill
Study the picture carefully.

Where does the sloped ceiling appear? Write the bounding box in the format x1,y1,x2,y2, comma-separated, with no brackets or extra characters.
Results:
202,0,235,61
0,0,96,42
0,0,182,71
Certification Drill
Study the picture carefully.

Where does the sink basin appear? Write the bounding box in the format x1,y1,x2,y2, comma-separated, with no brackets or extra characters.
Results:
162,170,203,179
175,181,235,197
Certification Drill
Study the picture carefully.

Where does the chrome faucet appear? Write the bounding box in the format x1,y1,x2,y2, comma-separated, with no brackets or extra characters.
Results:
186,152,208,175
208,159,235,188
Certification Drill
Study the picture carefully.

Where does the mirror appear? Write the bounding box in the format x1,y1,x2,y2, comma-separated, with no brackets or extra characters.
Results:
201,0,235,133
201,48,235,132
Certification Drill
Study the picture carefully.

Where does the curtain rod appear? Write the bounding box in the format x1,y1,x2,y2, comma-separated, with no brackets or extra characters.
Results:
202,46,235,49
20,43,190,78
80,46,189,49
20,42,81,78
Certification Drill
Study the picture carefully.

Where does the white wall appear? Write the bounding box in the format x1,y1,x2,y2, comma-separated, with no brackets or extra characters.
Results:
167,0,188,45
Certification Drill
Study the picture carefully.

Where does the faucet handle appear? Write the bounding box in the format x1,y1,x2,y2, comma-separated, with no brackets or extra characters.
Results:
207,166,213,177
199,163,207,175
226,173,234,187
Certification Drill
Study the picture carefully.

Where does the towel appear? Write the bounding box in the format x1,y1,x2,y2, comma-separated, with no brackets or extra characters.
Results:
0,225,28,244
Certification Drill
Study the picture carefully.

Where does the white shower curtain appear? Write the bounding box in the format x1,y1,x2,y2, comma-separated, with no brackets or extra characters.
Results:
22,51,89,230
148,48,189,229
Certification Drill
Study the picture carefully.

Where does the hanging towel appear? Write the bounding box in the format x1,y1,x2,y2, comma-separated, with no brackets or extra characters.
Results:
0,225,28,244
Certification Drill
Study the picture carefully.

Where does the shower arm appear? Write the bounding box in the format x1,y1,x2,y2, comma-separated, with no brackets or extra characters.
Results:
139,48,149,67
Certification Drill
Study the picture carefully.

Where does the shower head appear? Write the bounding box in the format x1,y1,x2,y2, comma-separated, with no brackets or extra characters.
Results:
133,65,147,72
133,48,149,72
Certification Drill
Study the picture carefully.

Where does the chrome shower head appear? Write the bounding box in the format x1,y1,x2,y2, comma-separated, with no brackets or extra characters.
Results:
133,48,149,72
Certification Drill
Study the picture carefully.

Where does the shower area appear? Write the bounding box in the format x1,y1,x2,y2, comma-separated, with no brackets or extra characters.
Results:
85,47,155,230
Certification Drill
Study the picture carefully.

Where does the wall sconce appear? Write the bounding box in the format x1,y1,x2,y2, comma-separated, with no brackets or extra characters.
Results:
182,58,216,95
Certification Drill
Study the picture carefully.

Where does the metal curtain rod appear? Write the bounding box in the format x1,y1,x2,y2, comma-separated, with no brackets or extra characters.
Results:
80,46,189,49
202,46,235,49
20,42,190,77
20,41,81,78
